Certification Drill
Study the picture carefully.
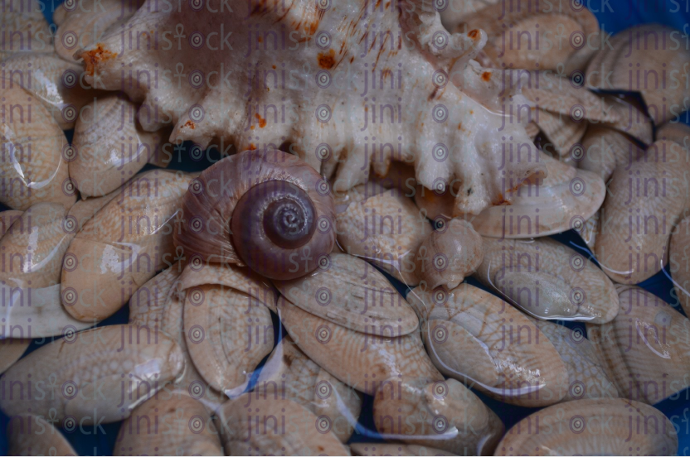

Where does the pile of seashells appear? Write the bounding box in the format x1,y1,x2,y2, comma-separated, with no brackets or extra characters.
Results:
0,0,689,454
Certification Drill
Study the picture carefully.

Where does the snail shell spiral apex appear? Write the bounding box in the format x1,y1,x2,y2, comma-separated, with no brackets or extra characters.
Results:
175,149,335,280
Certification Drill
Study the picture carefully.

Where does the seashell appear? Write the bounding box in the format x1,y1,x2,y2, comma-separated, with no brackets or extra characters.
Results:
80,0,547,217
113,393,223,455
574,211,600,252
0,338,30,375
215,394,350,455
0,0,52,60
174,149,335,281
586,24,690,125
275,252,418,334
254,335,363,443
279,297,443,395
334,183,431,285
415,219,483,290
475,237,619,323
658,121,690,149
416,152,605,239
373,378,504,455
55,0,142,63
407,283,568,407
180,262,274,397
670,214,690,316
0,52,99,130
0,85,76,211
578,124,644,182
6,413,77,456
0,324,185,424
350,442,454,456
537,320,619,401
70,95,173,197
597,93,654,145
593,140,687,284
525,121,540,141
0,203,96,338
448,0,599,71
495,398,677,455
61,169,192,322
534,109,587,157
586,285,690,404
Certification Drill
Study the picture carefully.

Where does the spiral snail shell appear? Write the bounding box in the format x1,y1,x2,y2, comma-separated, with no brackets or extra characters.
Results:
175,149,335,280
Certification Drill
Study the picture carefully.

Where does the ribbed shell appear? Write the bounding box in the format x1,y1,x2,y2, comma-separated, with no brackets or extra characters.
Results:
408,283,568,407
579,125,644,183
0,0,51,60
6,414,77,456
495,399,677,455
534,109,587,157
0,324,185,424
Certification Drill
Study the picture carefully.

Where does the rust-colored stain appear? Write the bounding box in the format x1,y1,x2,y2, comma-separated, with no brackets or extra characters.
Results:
249,143,257,150
493,193,511,205
81,43,117,76
482,71,492,81
255,113,267,128
468,29,479,39
184,120,195,129
458,122,462,130
272,65,277,69
318,49,336,69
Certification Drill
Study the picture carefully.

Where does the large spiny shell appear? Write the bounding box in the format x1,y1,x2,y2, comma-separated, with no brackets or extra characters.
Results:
254,335,363,443
586,285,690,405
80,0,547,216
475,237,619,323
407,283,568,407
275,252,418,334
71,95,172,197
495,398,677,455
60,169,192,322
6,414,77,456
586,24,690,125
216,394,350,455
593,140,688,284
113,393,223,455
0,324,185,424
372,378,504,455
279,296,443,395
0,85,76,211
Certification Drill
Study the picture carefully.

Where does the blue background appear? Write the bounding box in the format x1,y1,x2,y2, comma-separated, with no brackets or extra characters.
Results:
1,0,690,453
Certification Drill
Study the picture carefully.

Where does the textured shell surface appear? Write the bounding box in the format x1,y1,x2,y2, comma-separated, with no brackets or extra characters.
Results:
6,413,77,456
350,442,455,456
81,0,547,217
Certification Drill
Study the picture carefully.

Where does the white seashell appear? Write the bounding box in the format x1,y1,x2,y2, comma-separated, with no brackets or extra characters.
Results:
0,0,52,60
7,414,77,455
0,338,30,375
578,124,644,183
350,442,454,456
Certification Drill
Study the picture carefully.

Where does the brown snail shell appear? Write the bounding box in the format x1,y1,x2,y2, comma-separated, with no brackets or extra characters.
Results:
174,149,335,280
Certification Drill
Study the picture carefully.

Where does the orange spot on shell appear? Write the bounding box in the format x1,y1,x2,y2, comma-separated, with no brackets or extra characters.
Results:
318,49,336,69
249,144,257,150
468,29,479,39
482,71,492,81
458,123,462,130
255,113,267,128
184,120,195,129
81,44,117,76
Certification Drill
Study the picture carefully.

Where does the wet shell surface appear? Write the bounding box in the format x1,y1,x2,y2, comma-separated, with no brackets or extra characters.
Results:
495,398,677,455
0,324,185,424
475,237,619,323
407,283,569,407
6,413,77,456
275,252,418,334
587,285,690,404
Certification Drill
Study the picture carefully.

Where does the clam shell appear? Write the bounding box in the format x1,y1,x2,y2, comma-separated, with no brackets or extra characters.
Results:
0,324,185,424
586,24,690,125
61,170,192,321
574,211,600,252
279,297,443,395
537,320,619,401
495,398,677,455
181,263,274,397
670,214,690,316
216,394,350,455
658,121,690,149
535,109,587,157
415,219,483,290
475,237,619,323
407,283,568,407
350,443,454,456
598,93,654,145
334,184,431,285
71,95,173,197
275,252,418,334
0,338,30,375
579,124,644,182
0,86,76,211
6,414,77,456
0,0,51,60
586,285,690,404
419,152,605,238
255,335,363,443
525,121,540,141
372,378,504,455
113,393,223,455
0,52,98,130
450,0,599,71
594,140,685,284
